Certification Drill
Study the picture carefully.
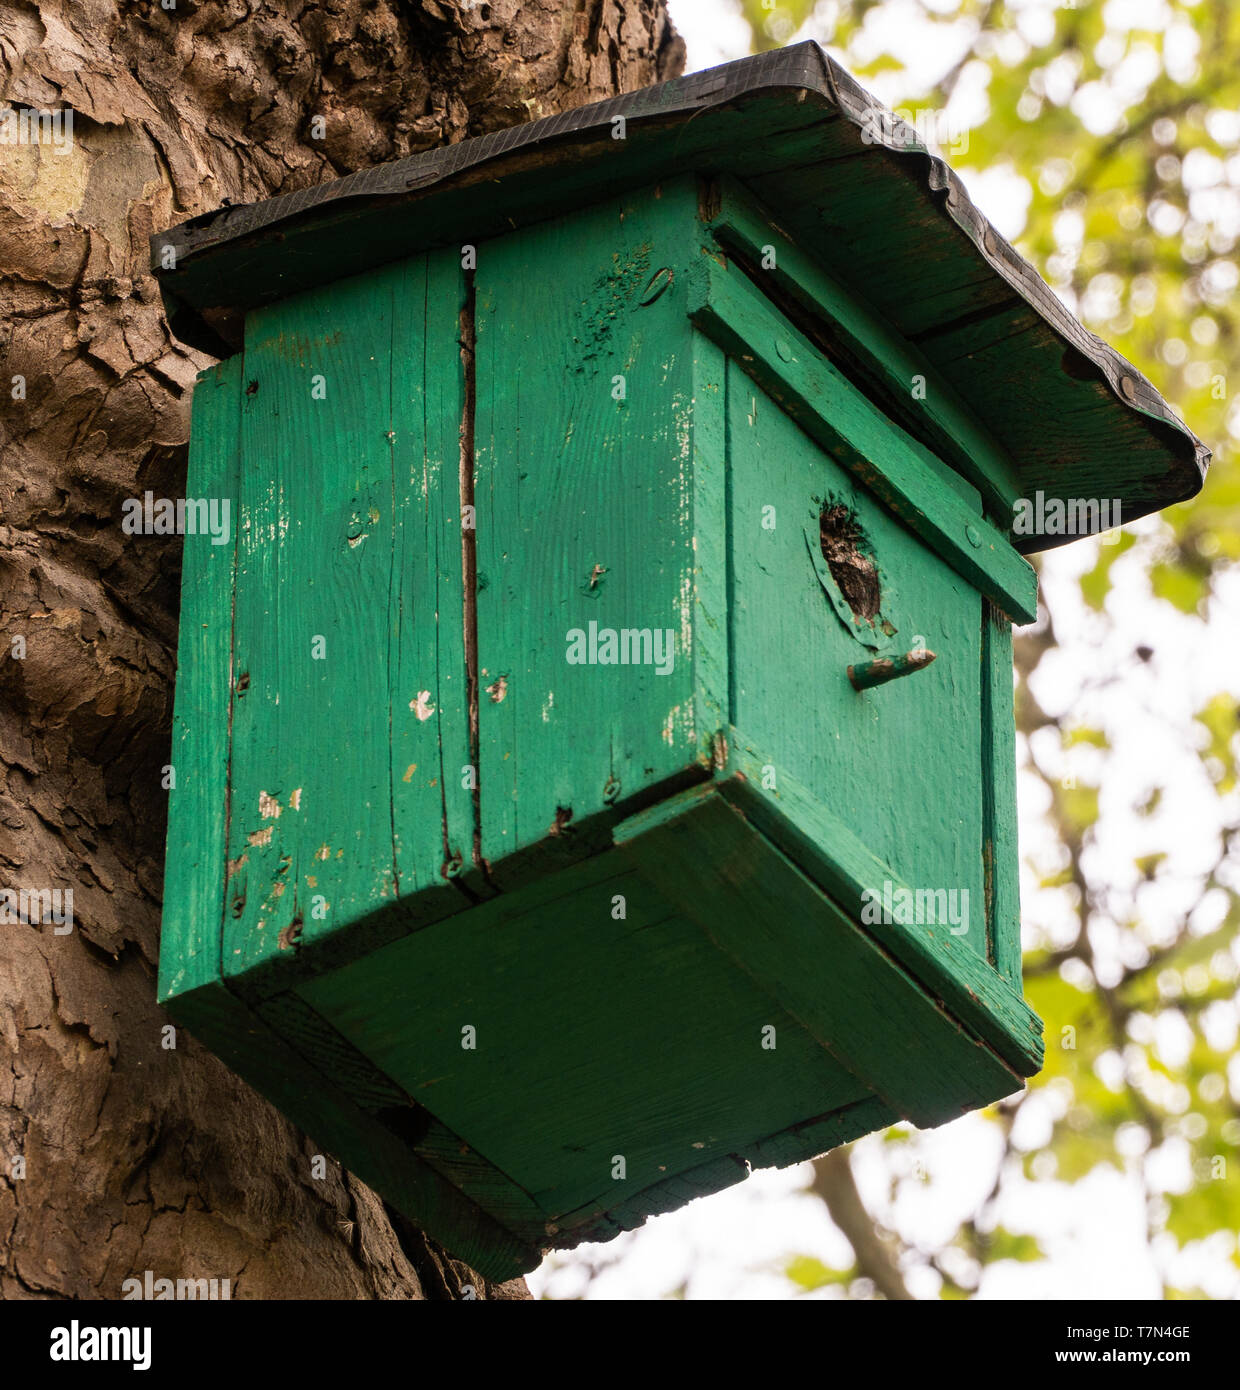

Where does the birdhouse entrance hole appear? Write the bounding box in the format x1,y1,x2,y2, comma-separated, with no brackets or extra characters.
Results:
819,502,881,621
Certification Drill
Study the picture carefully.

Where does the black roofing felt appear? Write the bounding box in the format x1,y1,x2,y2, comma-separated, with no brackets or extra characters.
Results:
153,41,1209,539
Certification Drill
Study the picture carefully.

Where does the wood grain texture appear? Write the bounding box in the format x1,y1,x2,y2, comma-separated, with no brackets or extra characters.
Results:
158,356,241,1015
220,257,474,999
299,841,873,1222
560,1094,899,1246
983,600,1023,983
257,989,549,1243
391,249,479,908
181,979,539,1281
710,740,1044,1076
690,331,730,754
224,267,402,990
472,184,707,885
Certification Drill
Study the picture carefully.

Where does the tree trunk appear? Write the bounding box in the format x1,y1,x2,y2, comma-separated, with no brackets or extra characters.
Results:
0,0,683,1301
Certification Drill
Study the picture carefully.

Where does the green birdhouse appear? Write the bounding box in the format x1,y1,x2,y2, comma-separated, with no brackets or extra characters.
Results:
155,44,1208,1280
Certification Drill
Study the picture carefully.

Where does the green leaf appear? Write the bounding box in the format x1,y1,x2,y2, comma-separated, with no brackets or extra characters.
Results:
1080,531,1136,609
1150,561,1208,615
986,1227,1044,1263
785,1254,855,1291
1194,693,1239,791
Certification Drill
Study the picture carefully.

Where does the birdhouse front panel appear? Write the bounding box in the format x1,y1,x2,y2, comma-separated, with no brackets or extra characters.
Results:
156,44,1207,1280
470,189,708,879
220,252,475,990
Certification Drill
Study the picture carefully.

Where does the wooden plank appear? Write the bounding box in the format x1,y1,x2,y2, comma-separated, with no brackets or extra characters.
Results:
553,1094,898,1244
223,267,401,992
744,1095,899,1169
471,184,705,885
614,784,1026,1128
711,736,1044,1076
609,761,1041,1075
390,248,480,904
568,1151,753,1236
690,331,730,756
158,356,241,1014
685,252,1039,624
222,259,475,998
401,1116,550,1242
704,174,1022,519
982,600,1023,983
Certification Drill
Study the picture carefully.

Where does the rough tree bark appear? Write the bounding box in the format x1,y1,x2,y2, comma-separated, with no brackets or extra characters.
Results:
0,0,683,1301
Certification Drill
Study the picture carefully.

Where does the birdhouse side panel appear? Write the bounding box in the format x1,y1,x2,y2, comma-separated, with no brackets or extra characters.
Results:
159,355,243,1017
726,366,989,961
982,600,1022,983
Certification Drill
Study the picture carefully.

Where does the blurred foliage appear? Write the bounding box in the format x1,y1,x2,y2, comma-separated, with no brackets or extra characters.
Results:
737,0,825,50
785,1253,857,1290
729,0,1240,1299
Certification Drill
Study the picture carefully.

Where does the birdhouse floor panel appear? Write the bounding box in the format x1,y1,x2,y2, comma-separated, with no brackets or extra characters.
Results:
707,736,1044,1078
298,842,873,1221
224,762,1032,1267
612,778,1027,1128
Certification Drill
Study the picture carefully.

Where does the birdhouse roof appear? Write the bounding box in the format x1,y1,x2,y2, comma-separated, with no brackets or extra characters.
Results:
154,41,1208,533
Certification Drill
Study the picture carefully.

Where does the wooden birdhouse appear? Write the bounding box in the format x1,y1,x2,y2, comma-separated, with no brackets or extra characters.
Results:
155,43,1208,1280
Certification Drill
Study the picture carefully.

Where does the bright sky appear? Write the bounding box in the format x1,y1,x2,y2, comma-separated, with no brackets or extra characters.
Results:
530,0,1240,1300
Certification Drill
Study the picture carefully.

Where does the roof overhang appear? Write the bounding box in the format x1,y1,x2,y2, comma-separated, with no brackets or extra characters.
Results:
153,41,1209,549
